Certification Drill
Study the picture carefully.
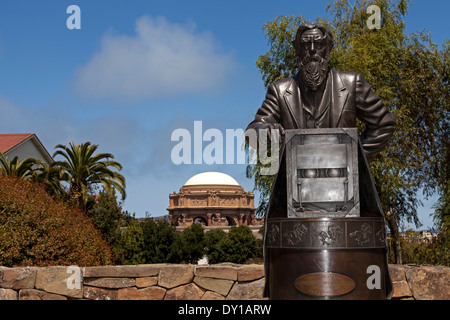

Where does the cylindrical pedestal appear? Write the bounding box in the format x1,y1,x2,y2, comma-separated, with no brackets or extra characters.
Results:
265,217,392,300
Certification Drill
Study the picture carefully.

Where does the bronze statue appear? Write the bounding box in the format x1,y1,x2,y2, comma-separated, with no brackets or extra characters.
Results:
247,23,396,299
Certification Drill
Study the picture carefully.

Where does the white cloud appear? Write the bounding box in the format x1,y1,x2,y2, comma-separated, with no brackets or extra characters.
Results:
74,16,235,101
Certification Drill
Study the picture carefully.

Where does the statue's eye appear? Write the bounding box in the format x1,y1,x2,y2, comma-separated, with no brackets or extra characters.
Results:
302,41,325,50
315,42,325,49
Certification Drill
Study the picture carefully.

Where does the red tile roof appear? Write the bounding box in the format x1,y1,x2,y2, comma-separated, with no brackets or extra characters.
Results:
0,133,35,154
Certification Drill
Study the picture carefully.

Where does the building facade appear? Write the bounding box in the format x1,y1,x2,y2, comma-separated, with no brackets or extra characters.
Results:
167,172,262,228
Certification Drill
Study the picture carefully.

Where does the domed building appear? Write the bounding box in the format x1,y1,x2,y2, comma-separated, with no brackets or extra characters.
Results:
168,172,262,229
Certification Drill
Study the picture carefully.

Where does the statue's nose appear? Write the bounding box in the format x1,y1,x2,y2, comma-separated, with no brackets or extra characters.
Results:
307,42,316,56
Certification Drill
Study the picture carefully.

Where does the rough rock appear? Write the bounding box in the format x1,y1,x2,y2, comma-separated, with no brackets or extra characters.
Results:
388,265,413,299
237,265,264,282
195,265,238,280
136,277,158,288
35,266,82,299
0,288,18,300
158,265,194,289
201,291,226,300
84,264,161,278
83,286,118,300
164,283,204,300
117,286,166,300
227,278,265,300
84,277,135,288
0,267,37,289
19,289,67,300
388,265,407,282
392,280,413,299
194,276,234,296
404,265,450,300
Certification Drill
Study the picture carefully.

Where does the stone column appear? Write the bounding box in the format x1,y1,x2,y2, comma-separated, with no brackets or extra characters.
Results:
207,213,212,226
239,213,245,225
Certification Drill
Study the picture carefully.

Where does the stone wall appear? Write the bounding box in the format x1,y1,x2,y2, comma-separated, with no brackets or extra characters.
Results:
0,264,448,300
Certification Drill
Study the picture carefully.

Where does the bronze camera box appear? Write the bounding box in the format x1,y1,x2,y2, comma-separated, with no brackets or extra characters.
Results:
285,128,360,218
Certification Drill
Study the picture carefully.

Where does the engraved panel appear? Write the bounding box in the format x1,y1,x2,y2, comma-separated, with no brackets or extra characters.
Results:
311,221,345,247
190,197,208,206
374,221,386,247
266,222,280,247
294,272,355,297
219,196,238,206
265,218,387,249
282,222,310,247
347,221,374,247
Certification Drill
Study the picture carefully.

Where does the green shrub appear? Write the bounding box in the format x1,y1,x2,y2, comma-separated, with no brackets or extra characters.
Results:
140,218,182,263
114,218,146,265
204,229,228,264
180,223,205,263
218,225,258,264
86,191,126,246
203,225,258,264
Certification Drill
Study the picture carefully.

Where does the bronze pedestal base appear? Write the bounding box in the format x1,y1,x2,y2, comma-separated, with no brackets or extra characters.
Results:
265,217,392,300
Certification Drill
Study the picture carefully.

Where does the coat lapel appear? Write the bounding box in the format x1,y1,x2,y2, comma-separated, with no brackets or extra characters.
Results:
283,70,349,129
283,76,302,128
330,69,349,127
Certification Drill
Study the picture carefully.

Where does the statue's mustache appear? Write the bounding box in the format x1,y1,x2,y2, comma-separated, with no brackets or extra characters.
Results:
300,53,325,65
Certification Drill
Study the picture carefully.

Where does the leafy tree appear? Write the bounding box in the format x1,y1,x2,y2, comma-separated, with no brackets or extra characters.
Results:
115,218,146,265
180,223,205,263
86,190,126,246
141,218,182,263
52,141,126,210
204,229,228,264
216,225,257,264
248,0,448,264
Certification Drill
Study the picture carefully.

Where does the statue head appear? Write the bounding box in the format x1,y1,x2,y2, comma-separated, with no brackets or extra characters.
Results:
292,23,334,91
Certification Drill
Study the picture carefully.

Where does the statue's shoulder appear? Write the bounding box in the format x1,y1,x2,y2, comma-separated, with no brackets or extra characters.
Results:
332,69,364,85
268,76,297,93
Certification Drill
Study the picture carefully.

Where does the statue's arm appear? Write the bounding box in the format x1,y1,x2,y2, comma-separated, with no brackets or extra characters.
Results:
355,74,396,162
246,83,285,145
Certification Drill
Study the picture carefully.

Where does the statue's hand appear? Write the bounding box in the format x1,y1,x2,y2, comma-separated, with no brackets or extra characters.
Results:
245,122,285,150
258,123,285,139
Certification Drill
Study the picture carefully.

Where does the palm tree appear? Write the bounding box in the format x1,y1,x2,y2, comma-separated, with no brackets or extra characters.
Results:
0,152,42,179
32,162,69,199
52,141,126,210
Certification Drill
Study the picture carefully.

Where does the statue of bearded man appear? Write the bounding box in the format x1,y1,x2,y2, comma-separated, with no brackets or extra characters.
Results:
246,23,396,299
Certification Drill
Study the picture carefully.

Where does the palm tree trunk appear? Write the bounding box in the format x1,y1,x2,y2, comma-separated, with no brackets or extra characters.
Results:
70,183,86,211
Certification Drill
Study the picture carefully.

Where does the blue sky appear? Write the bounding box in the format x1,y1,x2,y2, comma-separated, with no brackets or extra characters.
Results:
0,0,448,230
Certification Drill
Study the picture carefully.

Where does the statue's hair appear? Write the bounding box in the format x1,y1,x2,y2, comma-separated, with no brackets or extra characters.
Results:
292,23,334,57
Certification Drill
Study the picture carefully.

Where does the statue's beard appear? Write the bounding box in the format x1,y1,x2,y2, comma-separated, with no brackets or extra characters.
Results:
299,54,329,91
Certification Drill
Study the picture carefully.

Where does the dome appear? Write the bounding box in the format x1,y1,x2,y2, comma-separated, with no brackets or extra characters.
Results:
184,172,240,186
